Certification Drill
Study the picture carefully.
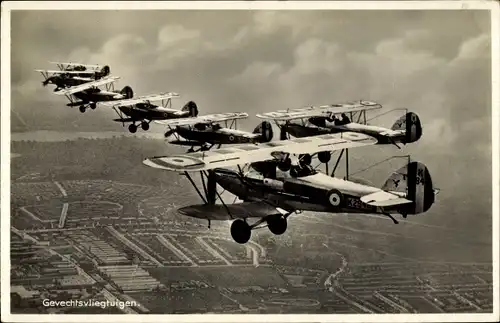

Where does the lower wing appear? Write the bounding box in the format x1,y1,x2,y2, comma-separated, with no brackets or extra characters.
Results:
177,201,282,221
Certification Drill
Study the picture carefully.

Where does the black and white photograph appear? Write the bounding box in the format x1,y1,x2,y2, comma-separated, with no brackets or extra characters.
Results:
1,1,499,322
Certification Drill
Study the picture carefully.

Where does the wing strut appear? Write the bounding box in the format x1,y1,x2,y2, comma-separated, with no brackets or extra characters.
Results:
182,171,207,204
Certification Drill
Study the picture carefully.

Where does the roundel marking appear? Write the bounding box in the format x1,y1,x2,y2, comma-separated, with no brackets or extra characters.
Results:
411,114,417,123
229,136,235,142
329,192,341,206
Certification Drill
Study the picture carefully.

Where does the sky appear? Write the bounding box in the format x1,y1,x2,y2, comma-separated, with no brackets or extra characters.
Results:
10,10,493,238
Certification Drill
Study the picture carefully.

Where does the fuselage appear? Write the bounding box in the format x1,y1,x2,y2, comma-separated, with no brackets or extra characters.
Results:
48,76,89,89
118,105,189,121
283,122,407,145
74,90,124,104
211,168,406,215
174,126,261,145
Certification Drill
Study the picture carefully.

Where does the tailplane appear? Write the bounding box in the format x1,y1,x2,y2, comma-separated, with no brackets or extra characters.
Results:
382,161,437,215
391,112,422,143
253,121,273,143
182,101,199,117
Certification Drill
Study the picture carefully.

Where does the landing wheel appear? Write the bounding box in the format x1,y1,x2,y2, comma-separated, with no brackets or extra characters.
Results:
230,219,251,244
267,215,287,235
141,122,150,131
79,105,86,113
128,124,138,133
326,189,344,208
278,158,292,172
90,103,96,110
318,151,331,164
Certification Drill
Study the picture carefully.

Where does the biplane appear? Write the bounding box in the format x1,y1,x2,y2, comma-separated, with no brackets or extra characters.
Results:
256,100,423,149
54,76,134,113
35,62,111,91
143,132,438,244
99,95,202,133
157,113,273,152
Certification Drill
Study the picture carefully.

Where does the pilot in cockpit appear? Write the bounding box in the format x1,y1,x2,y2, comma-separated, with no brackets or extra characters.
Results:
340,113,351,125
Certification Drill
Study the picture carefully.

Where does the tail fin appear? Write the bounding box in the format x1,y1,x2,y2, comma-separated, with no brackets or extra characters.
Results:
253,121,273,143
391,112,422,143
120,86,134,99
98,65,111,78
382,161,436,215
182,101,199,117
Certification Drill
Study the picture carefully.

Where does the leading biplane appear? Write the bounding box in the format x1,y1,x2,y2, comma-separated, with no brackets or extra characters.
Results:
143,132,439,244
157,113,273,152
100,95,202,133
35,62,111,92
257,100,423,149
54,76,134,113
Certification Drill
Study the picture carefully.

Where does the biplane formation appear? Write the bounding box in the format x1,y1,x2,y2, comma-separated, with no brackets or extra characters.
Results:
37,62,438,244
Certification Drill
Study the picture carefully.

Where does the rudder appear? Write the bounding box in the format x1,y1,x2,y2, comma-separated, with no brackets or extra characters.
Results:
391,112,422,144
382,161,436,215
120,86,134,99
254,121,273,142
182,101,199,117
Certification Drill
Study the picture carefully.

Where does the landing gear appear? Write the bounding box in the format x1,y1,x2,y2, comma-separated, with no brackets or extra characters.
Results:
141,121,150,131
383,212,399,224
90,103,97,110
128,124,137,133
267,214,287,235
79,105,86,113
318,151,331,164
230,219,251,244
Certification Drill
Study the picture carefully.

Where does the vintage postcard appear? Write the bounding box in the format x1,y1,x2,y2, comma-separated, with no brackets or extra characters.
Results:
1,1,498,322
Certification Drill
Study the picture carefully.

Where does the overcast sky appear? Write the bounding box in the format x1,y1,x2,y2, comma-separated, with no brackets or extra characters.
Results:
10,10,493,233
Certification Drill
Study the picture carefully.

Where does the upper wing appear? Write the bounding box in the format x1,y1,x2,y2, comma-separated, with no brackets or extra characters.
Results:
155,112,249,126
143,132,377,172
54,76,120,95
256,100,382,121
99,92,180,108
35,69,99,75
360,191,412,207
177,201,281,220
49,62,102,69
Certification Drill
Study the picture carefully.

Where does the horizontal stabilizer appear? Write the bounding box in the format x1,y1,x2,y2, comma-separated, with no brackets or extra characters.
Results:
178,202,279,221
360,191,412,207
